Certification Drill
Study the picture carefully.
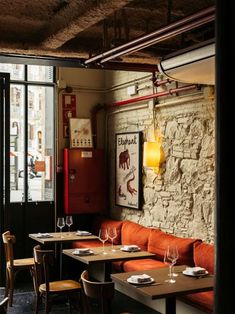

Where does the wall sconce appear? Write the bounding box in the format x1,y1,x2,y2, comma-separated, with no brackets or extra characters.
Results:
143,135,165,174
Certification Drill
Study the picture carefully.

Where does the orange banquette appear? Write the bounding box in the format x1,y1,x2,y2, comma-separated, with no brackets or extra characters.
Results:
72,217,214,313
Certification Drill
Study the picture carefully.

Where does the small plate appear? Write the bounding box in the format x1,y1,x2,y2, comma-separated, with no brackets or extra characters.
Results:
72,250,93,256
36,233,53,238
120,247,140,252
182,270,209,277
76,231,92,236
127,277,154,285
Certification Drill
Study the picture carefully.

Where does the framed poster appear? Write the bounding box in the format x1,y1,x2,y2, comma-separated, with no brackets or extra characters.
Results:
69,118,93,148
115,132,142,210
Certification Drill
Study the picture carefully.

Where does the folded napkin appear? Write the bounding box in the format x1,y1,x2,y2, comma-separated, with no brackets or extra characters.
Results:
129,274,151,283
186,267,206,275
73,248,91,254
76,230,92,236
36,233,53,238
123,245,140,251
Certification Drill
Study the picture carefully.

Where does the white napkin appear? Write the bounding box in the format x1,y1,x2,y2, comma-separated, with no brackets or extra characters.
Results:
73,248,91,254
123,245,140,251
76,230,92,236
129,274,151,283
185,267,206,275
36,233,52,238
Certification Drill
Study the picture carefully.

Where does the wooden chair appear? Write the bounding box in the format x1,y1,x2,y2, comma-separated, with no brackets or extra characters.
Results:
80,270,114,314
2,231,34,306
33,245,82,313
0,297,8,314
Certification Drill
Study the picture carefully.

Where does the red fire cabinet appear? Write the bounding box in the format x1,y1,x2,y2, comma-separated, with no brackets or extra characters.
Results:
63,148,106,214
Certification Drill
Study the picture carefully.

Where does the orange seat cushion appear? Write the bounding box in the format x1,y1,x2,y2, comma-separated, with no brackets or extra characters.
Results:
121,221,151,250
148,229,201,266
193,242,214,274
180,291,214,314
123,259,166,272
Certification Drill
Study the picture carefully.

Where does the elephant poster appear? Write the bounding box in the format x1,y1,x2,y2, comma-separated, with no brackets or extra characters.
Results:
115,132,142,210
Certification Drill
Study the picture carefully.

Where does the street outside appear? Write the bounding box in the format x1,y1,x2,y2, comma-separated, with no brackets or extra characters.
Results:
11,176,43,202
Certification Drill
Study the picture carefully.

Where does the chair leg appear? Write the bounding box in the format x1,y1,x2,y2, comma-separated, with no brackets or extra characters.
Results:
45,294,50,314
68,297,72,314
4,270,9,299
34,292,40,314
8,269,15,307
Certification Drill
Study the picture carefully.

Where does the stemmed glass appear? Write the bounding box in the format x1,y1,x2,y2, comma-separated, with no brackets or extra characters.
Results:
108,227,117,252
171,246,179,277
57,217,65,238
98,228,108,255
65,215,73,235
163,246,176,283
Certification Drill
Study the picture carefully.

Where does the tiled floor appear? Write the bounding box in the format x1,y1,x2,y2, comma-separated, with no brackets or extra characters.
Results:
0,283,159,314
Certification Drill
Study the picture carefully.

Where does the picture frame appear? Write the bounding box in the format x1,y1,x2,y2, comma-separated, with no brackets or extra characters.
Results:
115,132,142,210
69,118,93,148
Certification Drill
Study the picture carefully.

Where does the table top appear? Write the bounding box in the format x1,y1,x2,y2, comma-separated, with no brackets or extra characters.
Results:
63,245,155,265
29,232,98,244
111,265,214,300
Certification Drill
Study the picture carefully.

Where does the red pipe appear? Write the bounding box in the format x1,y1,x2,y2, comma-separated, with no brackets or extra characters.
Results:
85,5,215,65
100,14,214,63
92,61,159,72
110,84,198,107
152,77,172,87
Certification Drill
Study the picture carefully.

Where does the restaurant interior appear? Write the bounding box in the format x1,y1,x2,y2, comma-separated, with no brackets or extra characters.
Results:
0,0,234,313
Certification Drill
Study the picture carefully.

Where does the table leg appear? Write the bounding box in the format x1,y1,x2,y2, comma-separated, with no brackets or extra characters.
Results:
59,242,63,279
88,262,112,282
165,296,176,314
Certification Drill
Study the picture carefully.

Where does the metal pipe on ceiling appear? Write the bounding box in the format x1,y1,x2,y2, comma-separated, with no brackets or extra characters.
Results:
100,14,214,64
93,61,159,72
110,84,198,107
84,5,215,65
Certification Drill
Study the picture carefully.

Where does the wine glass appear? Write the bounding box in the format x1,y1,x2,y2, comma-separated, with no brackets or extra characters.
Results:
65,215,73,235
98,228,108,255
57,217,65,238
108,227,117,252
163,246,176,283
171,246,179,277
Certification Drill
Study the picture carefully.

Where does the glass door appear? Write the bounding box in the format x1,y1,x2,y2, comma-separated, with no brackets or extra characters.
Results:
0,64,55,270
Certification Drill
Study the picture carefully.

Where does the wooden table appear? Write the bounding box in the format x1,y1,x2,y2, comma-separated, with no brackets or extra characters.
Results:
29,232,98,278
111,265,214,314
63,245,155,281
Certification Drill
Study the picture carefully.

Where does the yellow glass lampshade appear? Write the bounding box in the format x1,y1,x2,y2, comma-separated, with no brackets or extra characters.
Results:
143,141,164,173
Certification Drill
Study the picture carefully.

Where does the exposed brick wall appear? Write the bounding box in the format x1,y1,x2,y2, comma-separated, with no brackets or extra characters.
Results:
105,71,215,243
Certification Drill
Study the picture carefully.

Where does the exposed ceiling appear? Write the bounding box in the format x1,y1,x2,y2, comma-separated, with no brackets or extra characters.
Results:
0,0,215,71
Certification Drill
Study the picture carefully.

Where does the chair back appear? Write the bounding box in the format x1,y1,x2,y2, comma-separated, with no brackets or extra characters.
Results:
2,231,16,268
33,245,54,294
80,270,114,314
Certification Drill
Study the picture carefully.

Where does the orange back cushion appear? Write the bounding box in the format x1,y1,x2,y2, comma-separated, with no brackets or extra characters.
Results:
193,241,214,274
121,221,151,250
92,217,123,245
148,229,201,266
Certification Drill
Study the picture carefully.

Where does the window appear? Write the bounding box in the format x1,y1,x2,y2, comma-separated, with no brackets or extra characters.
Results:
2,63,55,202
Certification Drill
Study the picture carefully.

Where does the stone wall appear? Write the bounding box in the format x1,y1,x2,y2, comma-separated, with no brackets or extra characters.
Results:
105,71,215,243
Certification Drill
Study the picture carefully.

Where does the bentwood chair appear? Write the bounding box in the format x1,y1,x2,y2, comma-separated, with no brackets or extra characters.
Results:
80,270,114,314
33,245,82,314
2,231,34,306
0,297,8,314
